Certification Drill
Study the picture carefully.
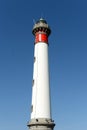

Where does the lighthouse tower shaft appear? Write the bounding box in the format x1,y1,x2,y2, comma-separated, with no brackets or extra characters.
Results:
28,18,55,130
32,42,51,118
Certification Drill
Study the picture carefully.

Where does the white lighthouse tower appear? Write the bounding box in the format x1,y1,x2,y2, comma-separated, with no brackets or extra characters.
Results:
27,18,55,130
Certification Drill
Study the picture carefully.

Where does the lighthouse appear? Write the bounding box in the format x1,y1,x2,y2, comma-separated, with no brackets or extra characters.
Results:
27,18,55,130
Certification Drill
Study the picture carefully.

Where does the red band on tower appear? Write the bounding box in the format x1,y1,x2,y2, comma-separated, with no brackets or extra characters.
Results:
35,33,48,44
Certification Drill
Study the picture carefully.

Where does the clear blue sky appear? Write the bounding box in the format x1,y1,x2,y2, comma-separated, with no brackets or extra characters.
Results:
0,0,87,130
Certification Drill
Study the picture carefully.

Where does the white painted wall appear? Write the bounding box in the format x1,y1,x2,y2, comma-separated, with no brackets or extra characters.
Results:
31,42,51,119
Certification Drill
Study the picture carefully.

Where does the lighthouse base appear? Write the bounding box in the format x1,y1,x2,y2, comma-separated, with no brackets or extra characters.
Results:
27,118,55,130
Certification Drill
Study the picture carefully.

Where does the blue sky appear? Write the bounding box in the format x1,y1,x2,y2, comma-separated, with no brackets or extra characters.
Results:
0,0,87,130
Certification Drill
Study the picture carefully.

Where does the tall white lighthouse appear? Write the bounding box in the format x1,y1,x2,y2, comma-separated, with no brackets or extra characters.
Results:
27,18,55,130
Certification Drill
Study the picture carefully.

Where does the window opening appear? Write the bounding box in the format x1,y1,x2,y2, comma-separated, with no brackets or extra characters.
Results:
32,79,34,86
34,57,36,62
31,105,33,112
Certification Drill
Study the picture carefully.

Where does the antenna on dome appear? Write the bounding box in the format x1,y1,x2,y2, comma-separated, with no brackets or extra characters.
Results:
41,13,44,19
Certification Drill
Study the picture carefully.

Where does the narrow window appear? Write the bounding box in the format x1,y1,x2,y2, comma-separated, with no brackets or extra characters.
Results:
31,105,33,112
32,79,34,86
34,57,36,62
